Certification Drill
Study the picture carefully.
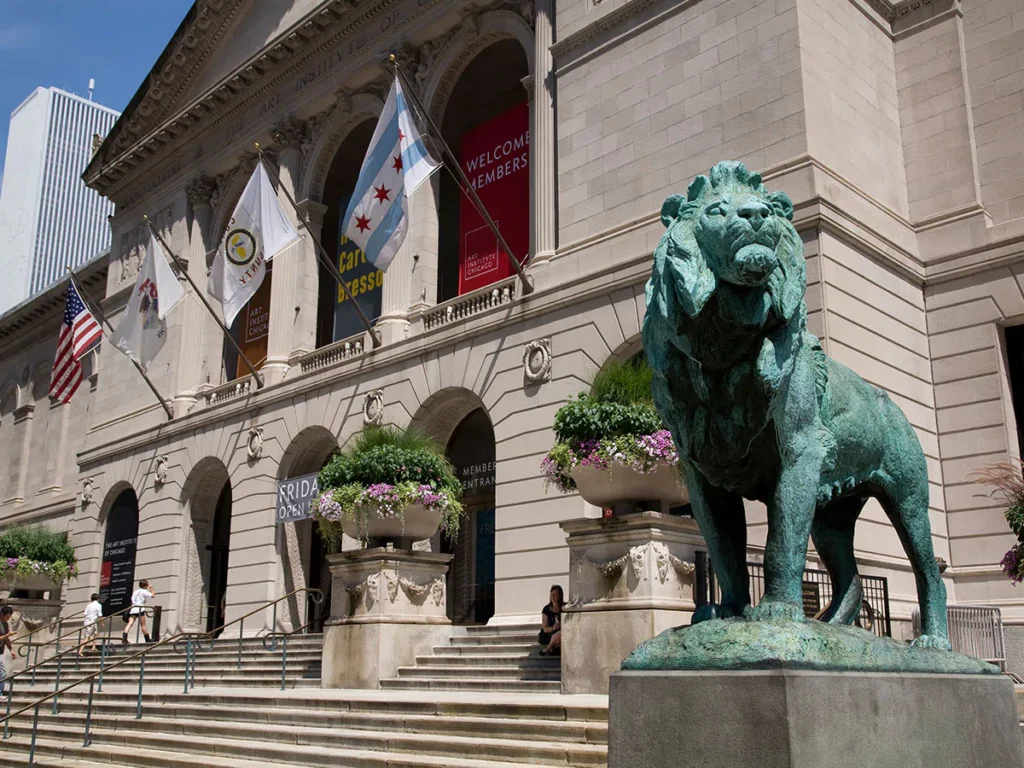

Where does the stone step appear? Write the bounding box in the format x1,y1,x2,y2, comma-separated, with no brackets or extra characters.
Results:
434,643,543,657
450,633,539,646
464,624,538,635
19,673,322,690
3,719,601,768
395,664,560,680
18,712,606,766
381,678,562,693
0,734,544,768
11,686,607,721
7,698,608,744
414,655,559,669
29,653,323,672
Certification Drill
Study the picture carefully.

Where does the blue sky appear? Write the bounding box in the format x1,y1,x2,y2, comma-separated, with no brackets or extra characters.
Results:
0,1,194,181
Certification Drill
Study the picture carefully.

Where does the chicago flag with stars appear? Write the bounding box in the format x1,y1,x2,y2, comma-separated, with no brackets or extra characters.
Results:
341,76,439,272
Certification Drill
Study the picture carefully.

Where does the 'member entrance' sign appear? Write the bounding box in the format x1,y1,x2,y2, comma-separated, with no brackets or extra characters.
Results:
458,102,529,295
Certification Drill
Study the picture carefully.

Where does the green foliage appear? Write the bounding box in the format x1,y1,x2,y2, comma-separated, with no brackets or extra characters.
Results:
318,425,463,500
590,355,654,405
0,526,76,565
553,395,662,444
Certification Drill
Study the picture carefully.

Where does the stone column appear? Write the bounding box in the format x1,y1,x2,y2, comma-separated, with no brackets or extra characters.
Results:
377,181,438,344
174,176,216,416
530,0,557,267
322,547,452,689
264,116,309,384
559,512,702,694
291,199,327,362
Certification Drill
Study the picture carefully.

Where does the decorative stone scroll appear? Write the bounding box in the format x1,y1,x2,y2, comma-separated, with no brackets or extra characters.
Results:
153,456,170,487
81,478,96,507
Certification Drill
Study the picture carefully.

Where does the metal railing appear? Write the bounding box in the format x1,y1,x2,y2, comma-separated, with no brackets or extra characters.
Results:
16,604,140,683
261,616,322,691
699,556,893,637
0,587,323,766
943,604,1007,671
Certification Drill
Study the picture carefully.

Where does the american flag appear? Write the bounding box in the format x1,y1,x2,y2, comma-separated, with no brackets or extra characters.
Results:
49,278,102,403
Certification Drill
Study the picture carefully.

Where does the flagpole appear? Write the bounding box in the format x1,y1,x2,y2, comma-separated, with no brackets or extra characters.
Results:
389,56,534,296
144,217,266,389
66,267,174,421
254,146,382,350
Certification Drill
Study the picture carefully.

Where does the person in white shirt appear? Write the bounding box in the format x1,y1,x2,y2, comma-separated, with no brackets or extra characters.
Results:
123,580,155,644
0,605,15,695
79,593,103,657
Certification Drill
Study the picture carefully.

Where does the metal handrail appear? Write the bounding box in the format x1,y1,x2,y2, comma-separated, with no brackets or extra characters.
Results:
15,603,135,661
0,587,324,766
261,617,321,691
175,586,323,671
5,608,152,692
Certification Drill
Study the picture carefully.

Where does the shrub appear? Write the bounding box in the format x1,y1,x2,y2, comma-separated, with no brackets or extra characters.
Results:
0,526,78,584
315,426,464,541
972,462,1024,584
542,356,681,493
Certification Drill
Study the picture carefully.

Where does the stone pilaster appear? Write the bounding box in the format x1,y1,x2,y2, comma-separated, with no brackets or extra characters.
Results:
530,0,557,267
265,116,309,383
290,199,328,365
174,176,215,416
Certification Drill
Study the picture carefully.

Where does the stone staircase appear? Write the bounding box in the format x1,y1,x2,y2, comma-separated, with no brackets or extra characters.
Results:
19,633,324,690
382,623,562,692
0,625,606,768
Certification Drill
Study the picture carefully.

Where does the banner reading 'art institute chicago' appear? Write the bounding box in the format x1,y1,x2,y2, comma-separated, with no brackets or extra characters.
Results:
458,102,529,295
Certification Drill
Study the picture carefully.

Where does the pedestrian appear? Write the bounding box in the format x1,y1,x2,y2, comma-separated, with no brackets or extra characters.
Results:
0,605,15,694
80,592,103,657
123,580,155,644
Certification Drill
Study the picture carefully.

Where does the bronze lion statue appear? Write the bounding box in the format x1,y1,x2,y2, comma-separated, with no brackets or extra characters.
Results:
642,161,949,649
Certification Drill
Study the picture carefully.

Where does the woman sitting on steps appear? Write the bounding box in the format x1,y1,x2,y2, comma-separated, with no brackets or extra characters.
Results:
538,584,563,657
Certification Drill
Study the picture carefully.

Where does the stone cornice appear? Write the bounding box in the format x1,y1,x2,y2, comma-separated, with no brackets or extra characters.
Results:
86,0,447,206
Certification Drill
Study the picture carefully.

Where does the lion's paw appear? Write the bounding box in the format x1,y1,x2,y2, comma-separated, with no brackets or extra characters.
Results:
911,634,952,651
746,600,806,622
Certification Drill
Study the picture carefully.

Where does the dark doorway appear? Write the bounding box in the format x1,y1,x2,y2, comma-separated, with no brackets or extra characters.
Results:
1005,325,1024,457
445,408,497,624
206,482,232,634
99,489,140,616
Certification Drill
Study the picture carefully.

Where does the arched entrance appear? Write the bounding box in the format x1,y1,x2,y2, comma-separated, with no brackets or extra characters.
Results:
278,426,340,632
437,39,530,303
99,487,139,615
180,459,232,633
445,408,496,624
317,119,380,347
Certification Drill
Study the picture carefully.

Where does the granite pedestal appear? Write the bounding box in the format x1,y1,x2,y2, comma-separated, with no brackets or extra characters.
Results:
322,547,452,689
609,669,1024,768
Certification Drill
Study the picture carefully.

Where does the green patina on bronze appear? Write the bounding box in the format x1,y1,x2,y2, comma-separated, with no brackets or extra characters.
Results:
635,161,991,673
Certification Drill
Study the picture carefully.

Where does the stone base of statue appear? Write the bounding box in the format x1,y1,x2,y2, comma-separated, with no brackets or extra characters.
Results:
609,668,1023,768
321,547,452,689
559,512,704,694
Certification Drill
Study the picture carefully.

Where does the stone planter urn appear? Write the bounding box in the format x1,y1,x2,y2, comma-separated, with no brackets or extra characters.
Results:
341,504,441,549
571,461,688,514
3,572,61,594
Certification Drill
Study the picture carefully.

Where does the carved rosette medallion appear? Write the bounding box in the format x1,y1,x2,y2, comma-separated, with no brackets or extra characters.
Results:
363,390,384,426
523,339,552,383
247,426,264,461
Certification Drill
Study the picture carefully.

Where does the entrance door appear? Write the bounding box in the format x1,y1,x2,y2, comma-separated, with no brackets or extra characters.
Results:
445,409,496,624
206,482,232,634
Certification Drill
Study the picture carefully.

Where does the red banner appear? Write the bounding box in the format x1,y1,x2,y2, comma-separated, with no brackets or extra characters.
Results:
458,102,529,295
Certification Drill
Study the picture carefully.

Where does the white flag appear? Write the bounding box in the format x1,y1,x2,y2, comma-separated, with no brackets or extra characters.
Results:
341,76,439,272
209,161,300,327
109,235,185,370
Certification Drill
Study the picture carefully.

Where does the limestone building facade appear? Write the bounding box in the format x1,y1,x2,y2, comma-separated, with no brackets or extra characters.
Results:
2,0,1024,670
